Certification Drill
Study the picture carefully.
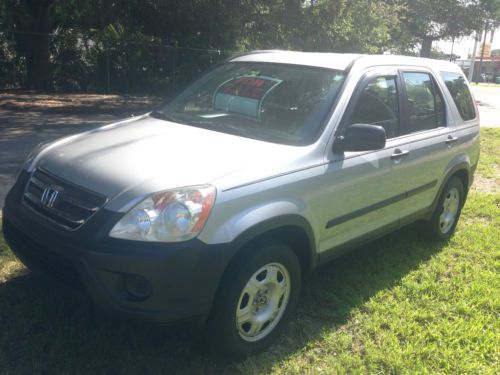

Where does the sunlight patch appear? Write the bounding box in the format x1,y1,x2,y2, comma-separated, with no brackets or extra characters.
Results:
0,260,25,283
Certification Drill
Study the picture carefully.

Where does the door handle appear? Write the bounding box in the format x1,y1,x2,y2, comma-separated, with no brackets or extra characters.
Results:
445,135,459,145
391,148,410,159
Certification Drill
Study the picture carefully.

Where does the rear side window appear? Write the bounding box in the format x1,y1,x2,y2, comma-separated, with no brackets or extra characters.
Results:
440,72,476,121
403,72,446,133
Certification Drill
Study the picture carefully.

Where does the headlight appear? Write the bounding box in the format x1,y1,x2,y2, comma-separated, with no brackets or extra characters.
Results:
109,185,216,242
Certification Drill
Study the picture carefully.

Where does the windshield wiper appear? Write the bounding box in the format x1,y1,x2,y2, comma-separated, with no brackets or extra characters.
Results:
150,110,178,123
212,123,270,141
150,111,276,142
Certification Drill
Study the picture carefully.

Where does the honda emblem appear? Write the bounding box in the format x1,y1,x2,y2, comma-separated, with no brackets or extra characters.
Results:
40,185,61,209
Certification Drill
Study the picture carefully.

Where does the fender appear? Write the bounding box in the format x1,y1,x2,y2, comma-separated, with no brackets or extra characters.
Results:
228,214,318,269
198,200,318,271
445,153,472,185
427,159,471,219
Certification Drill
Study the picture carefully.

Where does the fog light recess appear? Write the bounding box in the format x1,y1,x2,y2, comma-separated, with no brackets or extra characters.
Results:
124,274,152,301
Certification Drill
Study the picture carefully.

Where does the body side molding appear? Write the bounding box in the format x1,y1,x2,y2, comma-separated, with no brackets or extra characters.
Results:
325,180,437,229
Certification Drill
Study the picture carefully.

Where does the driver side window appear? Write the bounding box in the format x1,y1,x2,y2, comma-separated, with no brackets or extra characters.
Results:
346,76,400,139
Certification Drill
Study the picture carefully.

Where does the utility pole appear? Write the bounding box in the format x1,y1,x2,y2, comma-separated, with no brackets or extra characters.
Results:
450,37,455,62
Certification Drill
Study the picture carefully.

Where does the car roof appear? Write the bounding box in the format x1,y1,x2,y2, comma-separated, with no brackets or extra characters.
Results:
230,50,362,71
230,50,463,74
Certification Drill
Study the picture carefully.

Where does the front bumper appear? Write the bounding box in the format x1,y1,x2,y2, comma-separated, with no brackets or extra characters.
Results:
3,171,236,324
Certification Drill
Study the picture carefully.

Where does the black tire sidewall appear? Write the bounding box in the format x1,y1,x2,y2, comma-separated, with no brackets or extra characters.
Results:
429,177,465,240
206,242,301,358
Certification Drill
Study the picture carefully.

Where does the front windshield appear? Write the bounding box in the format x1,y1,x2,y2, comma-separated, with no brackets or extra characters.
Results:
154,62,346,145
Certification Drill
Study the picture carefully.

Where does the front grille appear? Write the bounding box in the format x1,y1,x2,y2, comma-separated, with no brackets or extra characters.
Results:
23,168,107,230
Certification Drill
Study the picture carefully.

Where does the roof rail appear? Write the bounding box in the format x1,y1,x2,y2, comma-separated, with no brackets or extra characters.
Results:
226,50,287,61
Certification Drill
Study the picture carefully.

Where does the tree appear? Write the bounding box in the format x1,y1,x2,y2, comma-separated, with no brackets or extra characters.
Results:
395,0,500,57
0,0,412,92
398,0,482,57
240,0,402,53
10,0,56,89
430,47,460,60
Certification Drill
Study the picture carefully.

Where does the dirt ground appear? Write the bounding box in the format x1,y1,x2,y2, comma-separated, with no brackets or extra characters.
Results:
0,91,163,207
0,91,163,135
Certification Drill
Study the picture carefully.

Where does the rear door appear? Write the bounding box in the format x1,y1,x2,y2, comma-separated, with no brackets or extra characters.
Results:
397,70,457,221
439,71,480,175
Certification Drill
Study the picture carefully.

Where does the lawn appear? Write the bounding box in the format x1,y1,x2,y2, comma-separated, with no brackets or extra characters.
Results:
0,129,499,374
470,83,500,88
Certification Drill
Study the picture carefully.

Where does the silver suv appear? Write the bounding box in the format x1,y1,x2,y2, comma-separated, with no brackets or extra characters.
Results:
3,51,480,357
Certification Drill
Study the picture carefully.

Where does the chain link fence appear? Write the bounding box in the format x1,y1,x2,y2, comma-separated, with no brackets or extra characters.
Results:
0,29,236,94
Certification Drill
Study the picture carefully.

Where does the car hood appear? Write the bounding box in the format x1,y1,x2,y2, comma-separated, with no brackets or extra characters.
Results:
36,115,315,211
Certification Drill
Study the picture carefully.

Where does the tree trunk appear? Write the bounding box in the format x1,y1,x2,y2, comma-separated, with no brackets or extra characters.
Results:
284,0,302,49
475,21,489,84
22,0,55,90
420,37,433,58
25,33,52,90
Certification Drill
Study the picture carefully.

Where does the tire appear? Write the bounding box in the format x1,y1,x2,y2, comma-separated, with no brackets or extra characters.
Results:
205,241,301,358
422,177,465,240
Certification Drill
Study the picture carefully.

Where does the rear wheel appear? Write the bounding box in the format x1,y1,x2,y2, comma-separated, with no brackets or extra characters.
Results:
206,241,301,358
423,177,465,240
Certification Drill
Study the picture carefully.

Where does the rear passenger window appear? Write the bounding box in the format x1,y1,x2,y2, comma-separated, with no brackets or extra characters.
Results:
346,76,399,138
440,72,476,121
403,72,446,133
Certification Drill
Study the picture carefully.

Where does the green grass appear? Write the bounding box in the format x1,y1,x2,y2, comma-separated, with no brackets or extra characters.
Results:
1,130,499,374
478,127,500,180
0,228,20,283
470,83,500,87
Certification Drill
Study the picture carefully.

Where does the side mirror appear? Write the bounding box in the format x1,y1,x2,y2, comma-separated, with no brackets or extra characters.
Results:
340,124,386,152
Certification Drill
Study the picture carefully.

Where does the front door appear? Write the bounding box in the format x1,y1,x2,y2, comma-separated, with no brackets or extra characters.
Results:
316,69,410,253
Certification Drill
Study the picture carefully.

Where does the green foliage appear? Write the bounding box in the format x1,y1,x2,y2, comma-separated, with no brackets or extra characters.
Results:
239,0,402,53
407,0,480,39
0,31,16,88
0,0,25,88
0,0,406,92
477,127,500,179
430,47,460,60
1,0,500,91
395,0,500,57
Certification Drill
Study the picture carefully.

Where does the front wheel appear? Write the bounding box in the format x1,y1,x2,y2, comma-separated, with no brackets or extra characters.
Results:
423,177,465,240
206,242,301,358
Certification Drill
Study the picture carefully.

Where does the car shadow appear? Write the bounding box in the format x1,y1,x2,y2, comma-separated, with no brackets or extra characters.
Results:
0,224,445,374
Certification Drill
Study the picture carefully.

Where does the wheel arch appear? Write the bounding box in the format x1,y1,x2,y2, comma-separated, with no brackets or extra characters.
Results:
427,161,471,219
226,215,318,275
206,215,317,329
